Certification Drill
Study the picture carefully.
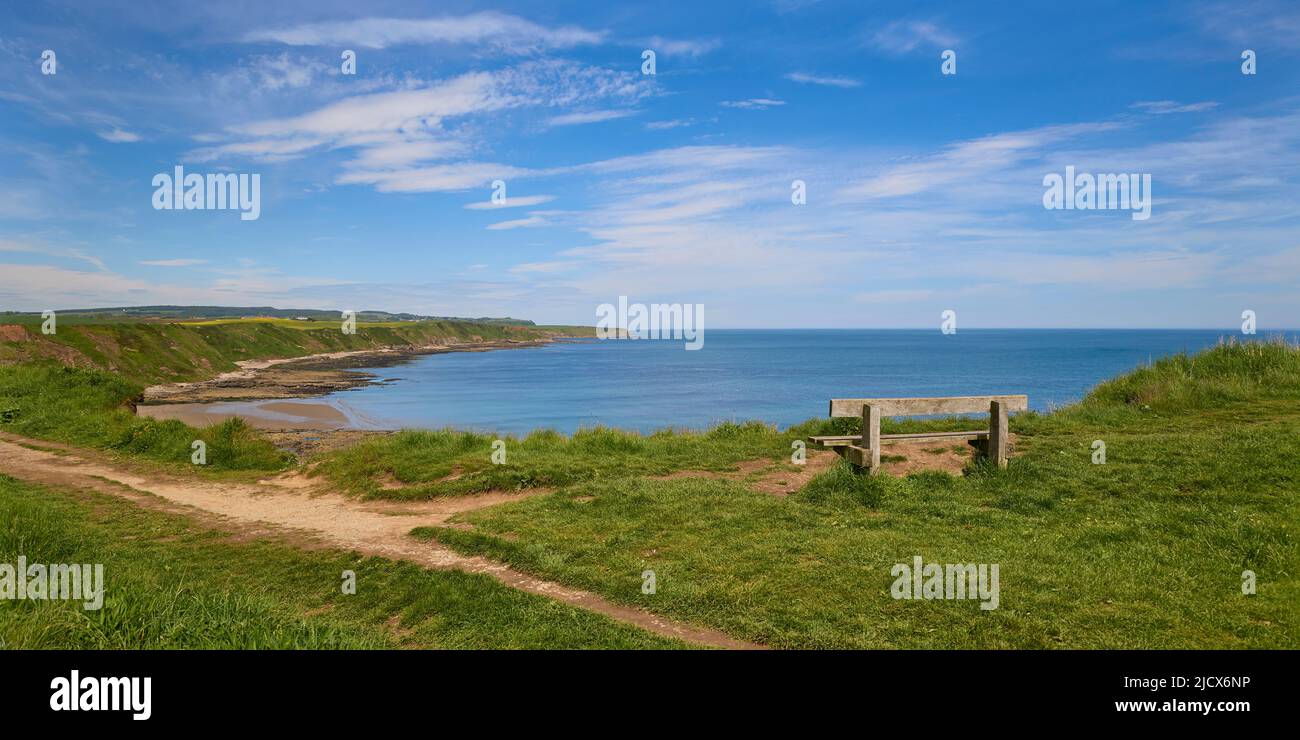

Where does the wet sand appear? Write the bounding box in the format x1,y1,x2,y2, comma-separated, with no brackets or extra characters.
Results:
138,399,355,430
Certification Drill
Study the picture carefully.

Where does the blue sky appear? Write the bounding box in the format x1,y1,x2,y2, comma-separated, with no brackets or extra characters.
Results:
1,0,1298,328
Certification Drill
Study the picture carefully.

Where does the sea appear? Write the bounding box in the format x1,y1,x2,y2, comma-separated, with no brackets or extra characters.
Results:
284,328,1280,435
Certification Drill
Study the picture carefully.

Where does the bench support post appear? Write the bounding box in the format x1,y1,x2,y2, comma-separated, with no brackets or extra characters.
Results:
989,400,1008,469
861,403,881,474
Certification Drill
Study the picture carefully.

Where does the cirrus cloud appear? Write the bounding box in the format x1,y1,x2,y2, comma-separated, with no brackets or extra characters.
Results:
243,11,606,53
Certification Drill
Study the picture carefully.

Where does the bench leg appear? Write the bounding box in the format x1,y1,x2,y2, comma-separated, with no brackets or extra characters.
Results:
861,403,881,474
989,400,1008,469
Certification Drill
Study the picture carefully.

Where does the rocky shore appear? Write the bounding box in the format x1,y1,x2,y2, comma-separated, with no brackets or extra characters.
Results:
140,339,555,404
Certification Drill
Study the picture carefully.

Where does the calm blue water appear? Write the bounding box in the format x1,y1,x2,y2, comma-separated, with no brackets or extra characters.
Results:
314,329,1278,435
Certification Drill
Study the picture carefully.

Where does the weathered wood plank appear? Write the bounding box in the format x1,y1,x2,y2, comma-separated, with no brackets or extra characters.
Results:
989,399,1009,469
861,404,881,473
829,395,1028,417
810,436,857,447
809,430,990,446
844,445,873,468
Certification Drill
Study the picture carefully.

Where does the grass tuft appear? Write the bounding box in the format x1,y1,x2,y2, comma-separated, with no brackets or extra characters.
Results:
0,363,291,472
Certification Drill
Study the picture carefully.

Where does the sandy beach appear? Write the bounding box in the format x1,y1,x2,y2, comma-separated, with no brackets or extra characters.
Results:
137,399,354,430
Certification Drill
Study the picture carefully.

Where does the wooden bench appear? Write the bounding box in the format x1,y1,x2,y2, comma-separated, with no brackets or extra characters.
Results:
808,395,1028,474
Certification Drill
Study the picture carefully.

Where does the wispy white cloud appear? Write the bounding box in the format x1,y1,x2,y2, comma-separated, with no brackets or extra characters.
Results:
720,98,785,110
837,122,1123,200
341,136,469,169
337,162,531,194
243,12,605,53
1131,100,1218,114
868,19,958,55
854,288,940,304
784,72,861,88
488,215,548,230
0,240,108,271
140,259,208,267
238,52,329,92
231,71,506,140
0,262,353,312
1189,0,1300,50
191,135,328,163
547,109,634,126
643,36,721,56
510,260,583,274
571,144,793,178
97,127,141,143
464,195,555,210
644,118,695,130
195,60,652,190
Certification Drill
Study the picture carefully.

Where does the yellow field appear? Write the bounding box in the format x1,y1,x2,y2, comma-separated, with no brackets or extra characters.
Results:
179,317,418,329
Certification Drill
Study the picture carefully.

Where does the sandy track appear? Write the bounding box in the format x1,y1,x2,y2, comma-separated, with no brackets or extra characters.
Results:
0,433,762,649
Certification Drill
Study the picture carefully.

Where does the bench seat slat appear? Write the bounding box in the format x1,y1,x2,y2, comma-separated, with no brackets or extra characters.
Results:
828,395,1028,417
809,430,990,447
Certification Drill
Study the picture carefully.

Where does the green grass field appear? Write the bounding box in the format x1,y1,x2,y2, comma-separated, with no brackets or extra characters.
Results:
0,363,292,475
1,320,1297,649
313,422,807,498
407,339,1300,648
0,475,680,649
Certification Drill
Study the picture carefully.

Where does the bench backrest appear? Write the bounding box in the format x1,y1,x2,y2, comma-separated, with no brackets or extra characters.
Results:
828,395,1029,417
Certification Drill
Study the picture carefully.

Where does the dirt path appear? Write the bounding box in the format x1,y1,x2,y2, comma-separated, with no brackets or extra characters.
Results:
652,438,976,493
0,433,762,650
655,449,840,493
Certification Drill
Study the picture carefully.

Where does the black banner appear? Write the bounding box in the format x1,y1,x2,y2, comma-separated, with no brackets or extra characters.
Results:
1,649,1286,727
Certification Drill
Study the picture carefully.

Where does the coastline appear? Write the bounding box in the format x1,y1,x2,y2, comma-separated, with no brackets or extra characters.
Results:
135,338,563,448
140,338,556,405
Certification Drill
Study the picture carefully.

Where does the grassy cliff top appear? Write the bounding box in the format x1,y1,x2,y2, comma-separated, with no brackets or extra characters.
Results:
0,317,594,386
0,332,1295,648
